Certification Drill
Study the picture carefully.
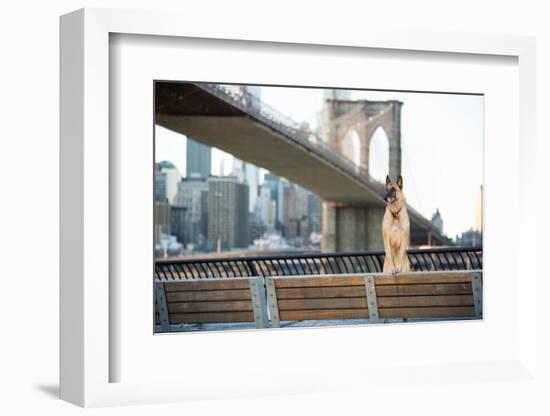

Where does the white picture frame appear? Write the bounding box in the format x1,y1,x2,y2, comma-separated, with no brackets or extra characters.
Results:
60,8,538,408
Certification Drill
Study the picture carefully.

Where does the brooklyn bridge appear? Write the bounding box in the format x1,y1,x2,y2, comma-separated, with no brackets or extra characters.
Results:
155,82,449,252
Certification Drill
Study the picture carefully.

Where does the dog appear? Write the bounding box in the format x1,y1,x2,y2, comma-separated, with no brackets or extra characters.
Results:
382,175,410,274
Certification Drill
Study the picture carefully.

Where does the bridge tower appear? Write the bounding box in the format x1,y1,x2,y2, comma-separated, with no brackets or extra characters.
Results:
325,99,403,179
322,99,404,252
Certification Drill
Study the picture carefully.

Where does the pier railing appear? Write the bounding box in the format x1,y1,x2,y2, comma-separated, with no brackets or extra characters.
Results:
155,247,482,280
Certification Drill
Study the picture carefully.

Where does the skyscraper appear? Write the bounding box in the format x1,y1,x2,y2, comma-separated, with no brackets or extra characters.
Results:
170,206,188,246
154,163,167,202
263,173,284,232
186,138,211,179
207,176,249,250
231,157,246,183
244,164,259,213
154,201,171,245
158,160,182,204
232,156,259,213
307,193,322,234
282,183,297,237
295,185,310,221
174,177,209,247
255,184,273,226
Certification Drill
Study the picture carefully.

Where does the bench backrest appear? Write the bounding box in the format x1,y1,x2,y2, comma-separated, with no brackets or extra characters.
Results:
266,270,482,327
155,276,268,331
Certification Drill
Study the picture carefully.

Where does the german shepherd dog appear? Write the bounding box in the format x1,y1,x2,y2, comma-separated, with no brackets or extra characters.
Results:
382,175,410,274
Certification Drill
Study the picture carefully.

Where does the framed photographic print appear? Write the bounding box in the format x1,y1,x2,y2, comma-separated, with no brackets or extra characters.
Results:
152,80,483,334
60,7,538,408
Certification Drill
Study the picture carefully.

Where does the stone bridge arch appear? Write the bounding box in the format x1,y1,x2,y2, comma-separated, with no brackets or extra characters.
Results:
325,99,403,180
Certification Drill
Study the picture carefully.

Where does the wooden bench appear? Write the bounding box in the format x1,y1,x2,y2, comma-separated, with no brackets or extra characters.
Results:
266,270,482,327
155,276,268,332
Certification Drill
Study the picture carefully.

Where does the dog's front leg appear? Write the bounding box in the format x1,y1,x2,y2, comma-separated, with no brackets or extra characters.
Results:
382,231,394,274
396,239,410,273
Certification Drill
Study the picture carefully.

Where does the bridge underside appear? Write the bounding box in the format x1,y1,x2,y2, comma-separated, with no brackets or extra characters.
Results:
155,82,448,247
158,114,380,204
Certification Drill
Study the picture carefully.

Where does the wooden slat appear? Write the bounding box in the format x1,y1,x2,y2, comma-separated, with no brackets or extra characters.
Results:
274,275,364,288
379,306,475,319
166,289,251,302
374,272,474,285
276,286,366,299
168,300,252,313
377,295,473,308
163,279,251,292
277,283,472,299
169,311,255,324
376,283,472,297
278,297,368,311
279,308,369,321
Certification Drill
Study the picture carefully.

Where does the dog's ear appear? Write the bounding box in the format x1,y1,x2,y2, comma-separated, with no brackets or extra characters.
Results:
396,175,403,189
386,175,391,189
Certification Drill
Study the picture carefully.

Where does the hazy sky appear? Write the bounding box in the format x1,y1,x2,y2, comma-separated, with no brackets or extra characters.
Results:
155,86,483,238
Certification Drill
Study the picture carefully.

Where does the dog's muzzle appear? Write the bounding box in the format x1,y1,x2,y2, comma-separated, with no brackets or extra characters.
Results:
384,189,396,203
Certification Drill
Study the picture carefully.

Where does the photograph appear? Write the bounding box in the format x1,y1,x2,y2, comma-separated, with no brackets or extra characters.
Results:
153,82,483,333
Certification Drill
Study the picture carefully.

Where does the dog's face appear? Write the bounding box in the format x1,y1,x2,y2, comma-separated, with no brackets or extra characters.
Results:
384,175,404,205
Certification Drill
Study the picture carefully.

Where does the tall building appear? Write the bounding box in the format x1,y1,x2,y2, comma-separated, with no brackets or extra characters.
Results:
207,176,249,250
286,219,300,241
255,184,272,225
244,164,259,212
154,163,167,202
170,206,188,246
231,156,260,213
154,200,171,245
186,138,212,179
263,173,284,231
307,193,322,234
249,217,267,244
268,200,277,231
158,160,182,204
293,185,314,241
276,179,288,227
282,183,297,237
295,185,310,220
231,157,246,183
173,177,209,247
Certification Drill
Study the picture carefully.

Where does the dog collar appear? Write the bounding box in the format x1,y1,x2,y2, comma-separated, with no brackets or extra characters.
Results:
390,206,402,219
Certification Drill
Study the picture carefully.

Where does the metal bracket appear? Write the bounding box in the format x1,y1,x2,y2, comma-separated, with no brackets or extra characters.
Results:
364,275,381,323
265,277,280,328
249,278,269,329
155,282,171,332
471,272,483,318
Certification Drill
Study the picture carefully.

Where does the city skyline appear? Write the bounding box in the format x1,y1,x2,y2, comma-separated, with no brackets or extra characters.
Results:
154,158,324,257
